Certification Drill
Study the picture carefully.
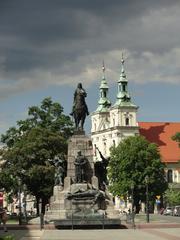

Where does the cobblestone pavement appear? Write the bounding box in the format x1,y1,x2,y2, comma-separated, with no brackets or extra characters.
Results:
42,229,180,240
1,228,180,240
1,214,180,240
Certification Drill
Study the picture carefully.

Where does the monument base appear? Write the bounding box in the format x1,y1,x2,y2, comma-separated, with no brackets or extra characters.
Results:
45,131,121,228
54,218,121,229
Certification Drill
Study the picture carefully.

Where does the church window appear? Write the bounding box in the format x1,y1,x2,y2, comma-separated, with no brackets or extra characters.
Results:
104,142,107,155
125,117,129,126
167,169,173,183
94,144,97,156
122,84,126,92
113,118,115,126
118,85,121,92
113,140,116,147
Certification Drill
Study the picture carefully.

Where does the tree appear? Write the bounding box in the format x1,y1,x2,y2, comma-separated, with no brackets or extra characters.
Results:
172,132,180,148
165,187,180,206
108,135,168,212
0,97,73,214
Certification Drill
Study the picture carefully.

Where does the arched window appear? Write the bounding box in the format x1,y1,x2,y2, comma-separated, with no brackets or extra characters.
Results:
122,84,126,92
113,118,115,127
94,144,97,156
88,140,92,147
167,169,173,183
113,140,115,147
104,142,107,155
125,117,129,126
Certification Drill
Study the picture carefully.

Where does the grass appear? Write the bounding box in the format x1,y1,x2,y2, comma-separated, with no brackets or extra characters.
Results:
0,235,15,240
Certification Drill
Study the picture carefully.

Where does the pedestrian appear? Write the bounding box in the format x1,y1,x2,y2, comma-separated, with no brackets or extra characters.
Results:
0,207,8,232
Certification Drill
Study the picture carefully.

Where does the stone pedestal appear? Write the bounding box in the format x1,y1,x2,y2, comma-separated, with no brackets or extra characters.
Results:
53,186,63,202
45,131,120,226
67,132,94,182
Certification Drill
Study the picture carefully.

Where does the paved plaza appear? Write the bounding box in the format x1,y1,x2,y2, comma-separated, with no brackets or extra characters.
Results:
43,229,180,240
0,228,180,240
1,214,180,240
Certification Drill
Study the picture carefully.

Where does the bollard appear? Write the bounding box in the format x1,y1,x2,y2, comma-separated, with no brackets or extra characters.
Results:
40,213,44,230
102,213,105,229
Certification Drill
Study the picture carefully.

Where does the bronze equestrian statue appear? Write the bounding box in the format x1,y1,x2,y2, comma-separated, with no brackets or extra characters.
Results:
70,83,89,130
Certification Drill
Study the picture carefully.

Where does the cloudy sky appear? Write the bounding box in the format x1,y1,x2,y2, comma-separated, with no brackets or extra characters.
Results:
0,0,180,134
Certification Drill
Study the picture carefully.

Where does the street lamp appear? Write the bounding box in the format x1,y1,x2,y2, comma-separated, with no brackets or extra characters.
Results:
145,176,150,223
130,183,135,228
18,178,22,225
131,183,134,213
23,184,27,224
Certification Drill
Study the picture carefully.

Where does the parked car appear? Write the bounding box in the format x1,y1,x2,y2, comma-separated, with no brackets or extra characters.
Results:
173,206,180,216
163,207,173,215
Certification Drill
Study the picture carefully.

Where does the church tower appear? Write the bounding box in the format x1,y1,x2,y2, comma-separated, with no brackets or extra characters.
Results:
91,55,139,161
91,62,111,160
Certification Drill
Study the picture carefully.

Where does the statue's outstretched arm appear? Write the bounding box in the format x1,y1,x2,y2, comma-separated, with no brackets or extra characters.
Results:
96,147,106,161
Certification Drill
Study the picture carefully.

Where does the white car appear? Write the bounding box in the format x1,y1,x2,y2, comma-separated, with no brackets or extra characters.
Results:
163,207,173,215
174,206,180,216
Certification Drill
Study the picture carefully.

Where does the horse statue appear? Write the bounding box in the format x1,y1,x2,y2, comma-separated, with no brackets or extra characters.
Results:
70,83,89,130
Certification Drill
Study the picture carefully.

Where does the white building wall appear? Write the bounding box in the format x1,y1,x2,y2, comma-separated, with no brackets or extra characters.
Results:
91,106,139,161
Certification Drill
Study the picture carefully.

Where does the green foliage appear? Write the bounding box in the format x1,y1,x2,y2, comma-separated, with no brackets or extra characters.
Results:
0,169,18,193
108,135,168,205
165,188,180,206
0,236,15,240
172,132,180,148
0,97,73,213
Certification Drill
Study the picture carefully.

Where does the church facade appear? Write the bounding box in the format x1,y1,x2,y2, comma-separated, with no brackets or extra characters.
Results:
91,57,139,160
91,56,180,190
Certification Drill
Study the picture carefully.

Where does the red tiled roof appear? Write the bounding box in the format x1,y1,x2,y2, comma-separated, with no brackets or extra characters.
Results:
139,122,180,163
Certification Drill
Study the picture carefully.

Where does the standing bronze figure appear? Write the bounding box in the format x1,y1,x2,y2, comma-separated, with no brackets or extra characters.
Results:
94,147,109,190
70,83,89,130
74,151,87,183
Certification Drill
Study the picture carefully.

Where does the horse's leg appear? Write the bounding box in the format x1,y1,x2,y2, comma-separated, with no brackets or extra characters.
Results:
76,118,80,129
75,119,78,129
80,115,85,130
74,113,78,129
79,120,82,130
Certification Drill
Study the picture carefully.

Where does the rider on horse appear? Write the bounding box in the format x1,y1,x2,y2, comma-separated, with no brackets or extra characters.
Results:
70,83,89,130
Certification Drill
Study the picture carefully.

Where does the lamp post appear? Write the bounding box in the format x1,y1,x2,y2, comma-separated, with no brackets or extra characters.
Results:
131,183,135,228
23,184,27,224
145,176,150,223
131,183,134,213
18,178,22,225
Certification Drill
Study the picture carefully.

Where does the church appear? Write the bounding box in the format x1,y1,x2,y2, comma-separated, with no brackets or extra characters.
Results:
91,55,180,192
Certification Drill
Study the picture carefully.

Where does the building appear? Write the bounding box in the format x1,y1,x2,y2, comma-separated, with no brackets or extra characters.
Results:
91,56,139,161
91,56,180,188
139,122,180,188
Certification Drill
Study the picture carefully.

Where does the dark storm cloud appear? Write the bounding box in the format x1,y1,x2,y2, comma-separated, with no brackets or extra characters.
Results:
0,0,177,44
0,0,180,95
